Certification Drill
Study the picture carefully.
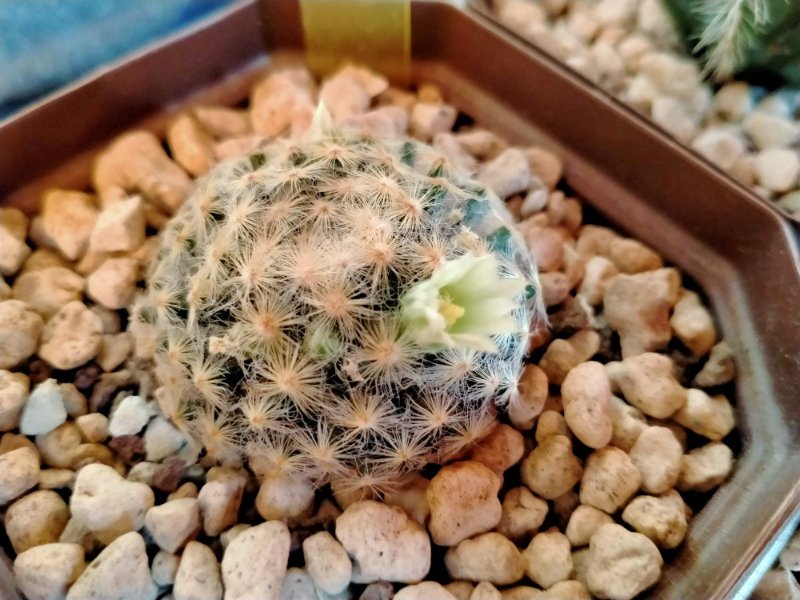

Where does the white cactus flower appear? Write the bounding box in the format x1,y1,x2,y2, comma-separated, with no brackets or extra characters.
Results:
400,253,527,353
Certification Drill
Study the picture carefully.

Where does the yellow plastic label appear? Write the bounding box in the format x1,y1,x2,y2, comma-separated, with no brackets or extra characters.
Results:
300,0,410,83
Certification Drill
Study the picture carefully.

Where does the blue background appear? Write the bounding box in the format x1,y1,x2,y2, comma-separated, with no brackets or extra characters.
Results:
0,0,234,118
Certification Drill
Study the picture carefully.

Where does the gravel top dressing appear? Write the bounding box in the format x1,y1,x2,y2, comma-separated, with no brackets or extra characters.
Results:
493,0,800,222
0,62,745,600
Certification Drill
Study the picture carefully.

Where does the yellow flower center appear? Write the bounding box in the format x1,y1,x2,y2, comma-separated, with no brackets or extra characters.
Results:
438,295,465,327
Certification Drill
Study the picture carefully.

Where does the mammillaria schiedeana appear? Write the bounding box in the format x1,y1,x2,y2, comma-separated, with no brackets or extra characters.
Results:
132,106,543,495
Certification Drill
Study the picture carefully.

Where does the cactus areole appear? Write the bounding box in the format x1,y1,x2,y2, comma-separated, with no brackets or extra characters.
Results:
135,106,543,494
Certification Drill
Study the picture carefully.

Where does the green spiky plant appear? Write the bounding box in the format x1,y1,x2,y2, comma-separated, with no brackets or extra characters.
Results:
132,104,541,495
663,0,800,85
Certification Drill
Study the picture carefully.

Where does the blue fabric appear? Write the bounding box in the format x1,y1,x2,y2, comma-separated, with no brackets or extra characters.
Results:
0,0,233,118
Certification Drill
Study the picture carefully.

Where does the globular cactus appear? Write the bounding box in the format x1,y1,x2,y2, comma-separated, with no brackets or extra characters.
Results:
133,106,542,494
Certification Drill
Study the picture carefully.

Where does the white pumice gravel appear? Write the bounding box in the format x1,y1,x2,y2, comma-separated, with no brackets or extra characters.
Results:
256,472,315,522
19,378,67,436
302,531,353,595
280,567,319,600
108,395,150,437
144,415,186,461
70,463,155,544
145,498,201,553
173,541,223,600
65,532,158,600
221,521,290,600
152,550,179,587
0,64,745,600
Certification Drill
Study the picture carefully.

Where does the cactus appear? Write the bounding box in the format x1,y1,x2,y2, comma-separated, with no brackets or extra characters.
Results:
133,106,542,495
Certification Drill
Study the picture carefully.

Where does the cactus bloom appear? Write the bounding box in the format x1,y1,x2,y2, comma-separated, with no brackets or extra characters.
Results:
401,253,527,353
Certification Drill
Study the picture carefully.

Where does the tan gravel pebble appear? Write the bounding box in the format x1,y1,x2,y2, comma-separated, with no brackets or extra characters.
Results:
40,190,98,261
256,472,315,523
580,447,642,513
535,410,569,443
93,130,192,214
621,495,688,549
75,413,109,443
197,467,247,536
677,442,734,492
13,543,86,600
523,530,573,589
12,267,85,320
97,332,133,372
606,352,687,418
39,468,76,490
427,461,503,546
0,370,29,431
520,435,583,500
395,581,458,600
672,388,735,441
565,505,614,547
509,365,548,431
609,396,648,451
669,290,716,356
5,489,70,553
496,486,549,541
336,500,431,583
469,424,526,478
586,524,663,600
561,361,613,449
445,581,474,600
604,268,680,358
0,446,41,505
629,426,683,494
470,581,502,600
444,532,526,585
38,301,103,370
383,474,430,526
0,300,44,369
86,257,139,310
